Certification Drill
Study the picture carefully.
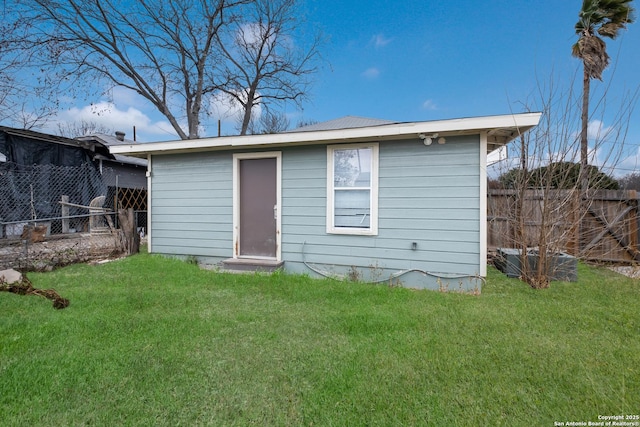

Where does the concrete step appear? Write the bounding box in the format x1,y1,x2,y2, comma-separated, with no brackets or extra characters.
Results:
222,258,284,273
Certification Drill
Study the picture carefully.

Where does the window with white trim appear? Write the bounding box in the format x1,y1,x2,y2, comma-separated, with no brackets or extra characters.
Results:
327,143,378,235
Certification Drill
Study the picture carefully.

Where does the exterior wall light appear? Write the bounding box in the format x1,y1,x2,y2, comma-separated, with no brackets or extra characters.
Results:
419,133,438,146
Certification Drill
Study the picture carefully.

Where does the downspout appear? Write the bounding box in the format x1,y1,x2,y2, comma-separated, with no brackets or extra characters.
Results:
146,154,152,253
479,132,488,277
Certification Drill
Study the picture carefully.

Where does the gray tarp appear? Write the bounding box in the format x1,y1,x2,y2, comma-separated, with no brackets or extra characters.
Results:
0,131,106,223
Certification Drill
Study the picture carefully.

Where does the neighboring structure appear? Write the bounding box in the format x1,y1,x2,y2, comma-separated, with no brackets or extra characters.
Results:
110,113,541,291
76,132,148,190
0,126,147,238
77,132,148,230
1,126,102,166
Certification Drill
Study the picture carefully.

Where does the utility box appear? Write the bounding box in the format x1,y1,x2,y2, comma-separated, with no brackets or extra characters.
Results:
495,248,577,282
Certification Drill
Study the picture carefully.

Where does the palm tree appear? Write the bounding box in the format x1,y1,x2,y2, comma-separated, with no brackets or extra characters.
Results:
572,0,634,255
572,0,635,191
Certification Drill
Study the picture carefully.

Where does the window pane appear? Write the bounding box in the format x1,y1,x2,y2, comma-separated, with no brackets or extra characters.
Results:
334,189,370,228
334,148,371,187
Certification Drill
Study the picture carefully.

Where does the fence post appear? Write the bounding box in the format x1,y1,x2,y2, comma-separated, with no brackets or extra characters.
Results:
628,190,638,253
61,195,69,233
117,208,140,255
564,189,579,256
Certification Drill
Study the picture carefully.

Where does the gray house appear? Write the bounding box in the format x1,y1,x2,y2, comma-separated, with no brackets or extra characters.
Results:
111,113,541,291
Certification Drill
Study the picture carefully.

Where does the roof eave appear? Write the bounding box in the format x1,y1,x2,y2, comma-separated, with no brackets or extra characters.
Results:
109,112,542,158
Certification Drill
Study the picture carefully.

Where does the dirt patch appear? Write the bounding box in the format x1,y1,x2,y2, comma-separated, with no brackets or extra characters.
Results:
0,274,69,309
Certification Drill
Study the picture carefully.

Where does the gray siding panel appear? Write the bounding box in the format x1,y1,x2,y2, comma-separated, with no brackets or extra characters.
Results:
150,152,233,259
379,208,479,221
149,136,482,290
280,136,482,288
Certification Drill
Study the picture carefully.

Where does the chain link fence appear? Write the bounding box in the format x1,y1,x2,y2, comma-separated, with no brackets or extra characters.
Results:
0,161,147,271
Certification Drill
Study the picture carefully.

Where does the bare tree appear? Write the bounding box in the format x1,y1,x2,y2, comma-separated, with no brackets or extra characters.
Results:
18,0,250,139
0,10,25,122
9,0,320,139
216,0,321,135
0,8,57,129
57,120,113,138
489,74,636,288
618,172,640,190
295,118,318,129
239,109,290,134
258,110,290,134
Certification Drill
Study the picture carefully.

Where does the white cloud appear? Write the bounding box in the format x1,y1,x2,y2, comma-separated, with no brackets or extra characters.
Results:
422,99,437,110
576,119,634,176
210,90,263,132
238,22,266,46
587,119,615,141
370,34,392,49
617,146,640,177
570,119,616,145
235,22,293,55
593,139,640,178
109,86,151,110
362,67,380,79
53,102,177,142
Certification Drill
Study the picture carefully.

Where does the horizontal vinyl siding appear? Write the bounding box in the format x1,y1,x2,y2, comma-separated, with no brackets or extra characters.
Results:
281,146,326,232
281,136,481,282
378,136,480,273
150,152,232,258
147,136,482,288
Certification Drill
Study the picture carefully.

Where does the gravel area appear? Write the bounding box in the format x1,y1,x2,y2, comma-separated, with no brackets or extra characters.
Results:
608,265,640,279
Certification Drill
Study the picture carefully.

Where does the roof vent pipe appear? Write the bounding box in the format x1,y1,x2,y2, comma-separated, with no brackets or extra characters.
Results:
115,131,126,141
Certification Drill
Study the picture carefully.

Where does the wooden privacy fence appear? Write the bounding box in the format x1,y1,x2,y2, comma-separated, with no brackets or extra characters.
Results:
488,189,640,263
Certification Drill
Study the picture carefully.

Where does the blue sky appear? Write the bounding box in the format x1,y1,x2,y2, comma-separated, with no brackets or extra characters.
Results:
303,0,638,123
45,0,640,173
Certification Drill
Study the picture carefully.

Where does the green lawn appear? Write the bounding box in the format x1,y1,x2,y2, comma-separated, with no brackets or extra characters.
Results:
1,251,639,426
